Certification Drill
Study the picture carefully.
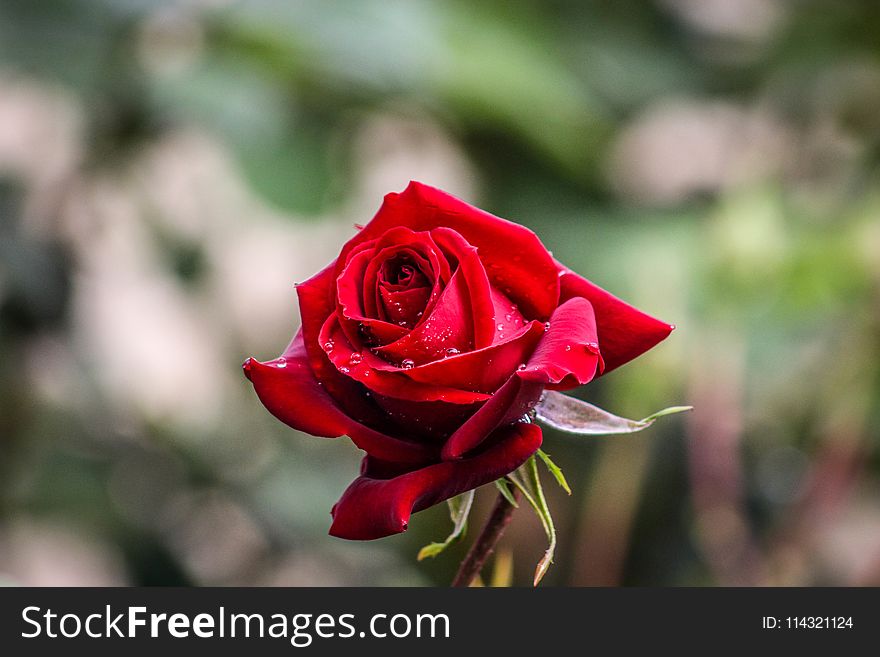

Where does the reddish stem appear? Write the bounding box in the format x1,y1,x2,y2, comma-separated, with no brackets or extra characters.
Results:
451,489,520,587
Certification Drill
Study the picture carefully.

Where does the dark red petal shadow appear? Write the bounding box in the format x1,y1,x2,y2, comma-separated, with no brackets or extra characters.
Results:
329,421,543,540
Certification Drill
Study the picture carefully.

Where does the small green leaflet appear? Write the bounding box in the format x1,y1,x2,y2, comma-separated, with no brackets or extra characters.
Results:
508,456,556,586
417,489,475,561
535,449,571,495
534,391,692,436
495,478,520,507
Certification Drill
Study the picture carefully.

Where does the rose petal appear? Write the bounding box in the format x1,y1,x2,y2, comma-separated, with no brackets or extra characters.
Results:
557,266,673,373
399,320,545,393
429,227,495,347
373,267,475,365
356,227,450,326
440,297,601,460
369,394,481,443
296,262,351,392
319,314,492,405
243,333,435,464
489,286,527,344
336,247,409,346
340,181,560,321
328,420,543,539
378,285,431,329
520,296,602,390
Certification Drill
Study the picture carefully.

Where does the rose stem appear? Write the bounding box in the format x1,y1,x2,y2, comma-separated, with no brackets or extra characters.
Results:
451,488,520,587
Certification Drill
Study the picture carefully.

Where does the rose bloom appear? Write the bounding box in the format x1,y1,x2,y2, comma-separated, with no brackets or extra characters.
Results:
244,182,672,540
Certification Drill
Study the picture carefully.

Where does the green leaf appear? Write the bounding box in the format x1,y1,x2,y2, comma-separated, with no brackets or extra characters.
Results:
417,489,475,561
534,391,692,436
494,478,520,508
508,456,557,586
535,449,571,495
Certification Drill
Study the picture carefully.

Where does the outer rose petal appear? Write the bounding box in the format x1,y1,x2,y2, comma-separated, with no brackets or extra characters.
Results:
243,333,436,464
340,181,560,321
328,421,543,540
558,266,673,373
441,297,601,460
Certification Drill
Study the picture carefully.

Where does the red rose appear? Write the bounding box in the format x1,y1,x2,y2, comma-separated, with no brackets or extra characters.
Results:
243,182,672,540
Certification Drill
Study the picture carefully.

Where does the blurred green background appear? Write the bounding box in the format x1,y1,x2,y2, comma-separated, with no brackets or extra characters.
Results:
1,0,879,586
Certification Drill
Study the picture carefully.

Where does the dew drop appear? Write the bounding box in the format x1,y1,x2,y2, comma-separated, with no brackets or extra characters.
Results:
323,340,334,352
339,366,350,374
517,363,527,371
544,322,551,331
445,347,460,357
401,358,415,370
275,357,287,368
504,313,512,322
564,345,571,352
349,352,363,365
497,323,505,331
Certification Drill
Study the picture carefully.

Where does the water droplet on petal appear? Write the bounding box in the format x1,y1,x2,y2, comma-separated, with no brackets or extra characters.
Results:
445,347,460,357
517,363,527,371
564,345,571,352
401,358,415,370
544,322,551,331
504,313,512,322
497,323,505,331
323,341,334,352
275,357,287,368
349,352,363,365
339,366,350,374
